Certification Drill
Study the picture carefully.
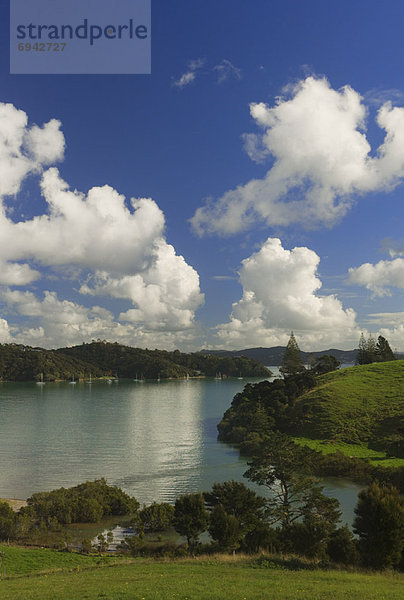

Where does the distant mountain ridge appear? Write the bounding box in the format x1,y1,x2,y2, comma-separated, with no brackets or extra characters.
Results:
199,346,360,365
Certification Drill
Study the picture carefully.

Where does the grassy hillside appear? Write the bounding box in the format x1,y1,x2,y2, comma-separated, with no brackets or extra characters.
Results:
296,361,404,443
0,547,403,600
218,362,404,470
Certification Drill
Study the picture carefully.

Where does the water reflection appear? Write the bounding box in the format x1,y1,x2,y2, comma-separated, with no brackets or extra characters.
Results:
0,376,361,524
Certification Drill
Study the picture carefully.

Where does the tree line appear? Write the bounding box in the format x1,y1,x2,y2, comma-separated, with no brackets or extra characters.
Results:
1,464,403,570
0,341,269,381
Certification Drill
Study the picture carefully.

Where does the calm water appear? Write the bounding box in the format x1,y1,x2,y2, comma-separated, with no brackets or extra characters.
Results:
0,375,361,524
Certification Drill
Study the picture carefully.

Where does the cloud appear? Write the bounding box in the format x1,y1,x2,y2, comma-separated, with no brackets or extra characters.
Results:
0,102,64,199
365,312,404,326
0,289,202,350
215,238,359,350
348,257,404,296
213,59,242,84
380,237,404,258
0,102,204,348
173,58,241,89
173,58,205,88
191,76,404,236
80,241,203,332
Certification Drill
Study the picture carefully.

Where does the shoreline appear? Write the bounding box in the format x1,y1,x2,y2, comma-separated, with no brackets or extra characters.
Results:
0,498,27,511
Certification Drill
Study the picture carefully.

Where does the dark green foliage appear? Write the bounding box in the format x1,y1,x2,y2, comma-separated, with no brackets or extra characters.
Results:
204,481,266,537
57,341,270,379
0,340,269,381
356,333,374,365
139,502,175,532
173,493,209,552
217,373,316,444
208,505,242,552
123,532,145,555
80,538,93,554
284,489,341,559
327,525,359,565
0,501,17,540
375,335,395,362
311,354,340,375
243,522,279,554
23,479,139,525
0,343,106,382
356,334,395,365
353,482,404,569
244,433,340,530
280,332,306,378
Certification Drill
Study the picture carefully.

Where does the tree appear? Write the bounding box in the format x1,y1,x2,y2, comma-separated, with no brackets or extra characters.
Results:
208,505,241,553
375,335,395,362
326,525,359,565
204,481,266,537
312,354,340,375
356,334,380,365
0,501,16,541
173,493,209,554
280,332,305,377
356,333,368,365
286,486,341,558
353,482,404,569
244,433,340,531
139,502,174,532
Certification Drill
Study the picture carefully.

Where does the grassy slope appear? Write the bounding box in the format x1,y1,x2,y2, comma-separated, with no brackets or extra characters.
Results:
0,547,403,600
294,359,402,431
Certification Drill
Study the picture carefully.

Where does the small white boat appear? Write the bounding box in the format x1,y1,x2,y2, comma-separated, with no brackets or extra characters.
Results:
69,375,77,385
86,373,92,384
36,373,45,385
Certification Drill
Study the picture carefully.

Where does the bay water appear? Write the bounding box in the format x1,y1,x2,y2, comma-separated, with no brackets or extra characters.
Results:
0,375,361,524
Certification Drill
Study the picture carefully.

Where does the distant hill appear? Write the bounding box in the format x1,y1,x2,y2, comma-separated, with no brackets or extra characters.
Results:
0,341,270,382
200,346,359,365
0,344,106,382
56,342,270,379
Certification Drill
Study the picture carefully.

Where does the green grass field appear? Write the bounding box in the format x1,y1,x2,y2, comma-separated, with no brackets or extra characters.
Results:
0,547,403,600
292,437,404,467
294,361,404,445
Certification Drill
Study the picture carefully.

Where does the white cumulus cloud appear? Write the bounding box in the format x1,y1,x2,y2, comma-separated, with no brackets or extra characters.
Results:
215,238,359,350
0,102,204,347
191,76,404,236
348,257,404,296
0,102,64,199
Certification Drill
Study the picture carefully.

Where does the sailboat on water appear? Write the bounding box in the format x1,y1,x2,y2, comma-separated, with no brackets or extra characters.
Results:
69,374,77,385
86,373,92,384
36,373,45,386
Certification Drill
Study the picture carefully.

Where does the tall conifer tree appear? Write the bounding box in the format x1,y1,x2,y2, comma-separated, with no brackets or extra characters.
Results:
280,332,305,377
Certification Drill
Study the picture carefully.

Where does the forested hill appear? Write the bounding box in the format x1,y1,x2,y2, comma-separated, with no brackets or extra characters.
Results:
56,342,270,379
0,341,270,381
0,344,106,382
201,346,359,365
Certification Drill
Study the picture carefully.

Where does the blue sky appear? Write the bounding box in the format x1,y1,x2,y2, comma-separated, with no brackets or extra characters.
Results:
1,0,404,351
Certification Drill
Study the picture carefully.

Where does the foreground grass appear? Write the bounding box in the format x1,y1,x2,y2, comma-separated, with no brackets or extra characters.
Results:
293,437,404,468
0,552,403,600
0,544,122,577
